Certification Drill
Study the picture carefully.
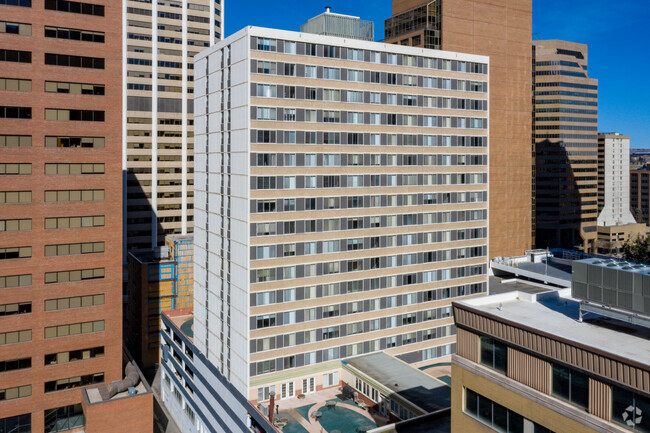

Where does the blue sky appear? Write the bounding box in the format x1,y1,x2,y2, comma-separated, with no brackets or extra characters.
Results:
225,0,650,147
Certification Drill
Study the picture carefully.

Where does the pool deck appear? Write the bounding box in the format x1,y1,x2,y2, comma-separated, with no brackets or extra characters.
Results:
275,387,388,433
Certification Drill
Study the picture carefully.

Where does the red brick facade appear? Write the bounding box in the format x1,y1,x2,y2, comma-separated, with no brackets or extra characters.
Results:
0,2,123,430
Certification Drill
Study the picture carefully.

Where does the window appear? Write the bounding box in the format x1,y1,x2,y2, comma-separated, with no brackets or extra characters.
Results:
44,267,104,284
0,385,31,401
257,385,276,402
45,163,104,175
0,247,31,260
44,26,104,42
45,215,104,229
0,274,31,289
44,320,104,339
44,294,104,311
0,329,31,345
45,0,105,16
0,49,31,63
0,77,31,91
464,388,531,433
257,38,277,51
0,414,31,433
256,107,276,120
45,53,104,69
305,66,317,78
0,106,31,118
45,136,104,148
45,372,103,393
323,67,340,80
44,403,85,433
0,302,31,316
257,61,276,74
480,337,507,373
285,41,296,54
0,163,30,175
256,84,277,98
0,135,31,147
0,357,30,373
44,190,104,202
552,364,588,410
612,386,650,432
44,346,104,365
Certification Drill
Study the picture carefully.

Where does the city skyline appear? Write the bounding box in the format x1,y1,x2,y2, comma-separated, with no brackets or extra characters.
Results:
225,0,650,148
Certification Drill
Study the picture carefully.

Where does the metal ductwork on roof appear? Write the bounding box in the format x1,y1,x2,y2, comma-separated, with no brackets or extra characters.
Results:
97,362,140,401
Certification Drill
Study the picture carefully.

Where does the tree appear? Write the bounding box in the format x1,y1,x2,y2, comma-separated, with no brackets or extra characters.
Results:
621,234,650,263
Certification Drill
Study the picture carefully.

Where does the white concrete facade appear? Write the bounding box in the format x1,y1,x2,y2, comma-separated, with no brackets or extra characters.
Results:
193,25,490,406
597,133,636,226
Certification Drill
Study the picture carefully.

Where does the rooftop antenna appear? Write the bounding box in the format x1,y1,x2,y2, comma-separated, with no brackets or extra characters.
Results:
497,302,503,311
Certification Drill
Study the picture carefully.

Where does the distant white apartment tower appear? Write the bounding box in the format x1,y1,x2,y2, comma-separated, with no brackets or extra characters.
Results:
597,133,636,226
192,26,489,405
123,0,222,252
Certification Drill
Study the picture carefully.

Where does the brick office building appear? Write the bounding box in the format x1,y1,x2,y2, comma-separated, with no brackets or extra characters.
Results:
0,1,131,431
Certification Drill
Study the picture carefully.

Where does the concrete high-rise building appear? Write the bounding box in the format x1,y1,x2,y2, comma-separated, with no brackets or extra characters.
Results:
597,133,635,227
0,0,129,430
533,40,599,252
160,25,490,431
451,260,650,433
123,0,222,252
384,0,533,259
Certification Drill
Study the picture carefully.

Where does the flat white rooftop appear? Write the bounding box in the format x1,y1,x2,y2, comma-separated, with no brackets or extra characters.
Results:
457,290,650,367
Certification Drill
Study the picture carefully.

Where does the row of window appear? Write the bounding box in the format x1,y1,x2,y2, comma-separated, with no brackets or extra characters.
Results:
44,189,105,202
44,320,104,339
44,372,103,393
0,301,31,316
253,61,487,93
44,294,104,311
45,53,104,69
0,20,30,35
44,404,85,433
251,173,487,191
44,267,105,284
0,77,31,91
251,209,487,237
45,215,105,229
254,152,485,168
253,340,454,376
0,163,31,175
254,107,487,129
0,190,31,203
0,274,31,289
254,321,453,354
0,246,31,259
254,255,485,284
0,329,31,345
0,219,31,231
45,346,104,366
0,357,31,373
0,414,30,433
253,37,487,75
45,163,105,175
251,130,487,147
0,385,31,401
45,0,104,16
0,49,31,63
465,388,554,433
0,0,31,6
252,227,486,261
0,135,31,147
0,106,31,118
45,26,104,43
44,108,105,121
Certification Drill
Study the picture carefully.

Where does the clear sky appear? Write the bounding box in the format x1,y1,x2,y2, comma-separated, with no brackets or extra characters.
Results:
224,0,650,147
